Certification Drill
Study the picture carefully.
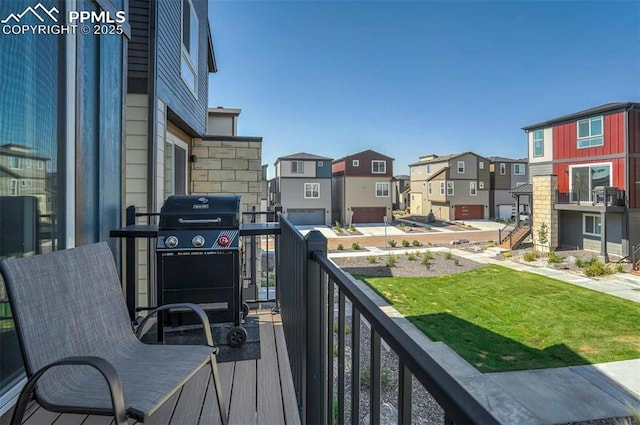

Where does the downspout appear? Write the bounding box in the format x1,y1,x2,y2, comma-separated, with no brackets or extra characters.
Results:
147,0,158,214
624,106,630,257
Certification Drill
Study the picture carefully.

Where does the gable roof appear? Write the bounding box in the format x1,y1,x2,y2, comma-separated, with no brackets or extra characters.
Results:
487,156,527,163
511,183,533,195
409,151,488,167
333,149,394,163
522,102,640,131
275,152,333,163
426,167,449,181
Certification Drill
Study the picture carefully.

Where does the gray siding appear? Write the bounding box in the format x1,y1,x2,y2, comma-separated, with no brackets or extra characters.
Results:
558,210,624,256
332,175,344,224
316,161,332,178
156,0,209,135
528,163,553,182
279,178,331,225
127,0,150,93
629,209,640,255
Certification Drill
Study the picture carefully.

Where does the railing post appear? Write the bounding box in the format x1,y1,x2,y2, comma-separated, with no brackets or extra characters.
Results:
305,230,328,425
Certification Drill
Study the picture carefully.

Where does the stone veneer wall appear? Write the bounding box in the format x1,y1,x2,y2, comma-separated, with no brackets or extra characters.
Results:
532,175,558,253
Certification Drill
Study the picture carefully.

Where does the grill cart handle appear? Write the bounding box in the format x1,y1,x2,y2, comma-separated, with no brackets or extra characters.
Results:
177,218,222,224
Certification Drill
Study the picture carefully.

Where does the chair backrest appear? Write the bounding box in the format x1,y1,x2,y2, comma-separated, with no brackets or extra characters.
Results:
1,242,136,376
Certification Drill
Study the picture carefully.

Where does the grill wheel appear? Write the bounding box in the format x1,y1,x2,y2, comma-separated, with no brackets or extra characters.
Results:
227,326,248,347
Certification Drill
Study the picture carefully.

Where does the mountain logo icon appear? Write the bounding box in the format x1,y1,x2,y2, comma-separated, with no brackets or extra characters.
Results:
1,3,59,24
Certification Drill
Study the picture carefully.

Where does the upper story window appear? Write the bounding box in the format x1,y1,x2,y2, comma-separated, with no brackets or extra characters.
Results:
353,160,359,167
499,163,506,175
446,181,454,196
372,160,386,174
533,130,544,157
479,181,485,189
479,161,484,169
37,160,44,170
181,0,199,96
10,179,18,196
25,159,32,168
439,182,445,195
513,164,525,175
428,182,433,195
470,181,477,196
10,156,20,169
317,161,323,167
304,183,319,199
375,182,389,197
577,116,603,148
426,164,433,174
291,161,304,174
457,161,465,173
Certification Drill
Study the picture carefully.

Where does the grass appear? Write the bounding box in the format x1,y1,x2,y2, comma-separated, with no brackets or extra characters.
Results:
357,265,640,373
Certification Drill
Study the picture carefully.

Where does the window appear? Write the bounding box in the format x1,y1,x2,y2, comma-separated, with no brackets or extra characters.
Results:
439,182,445,195
533,130,544,156
479,181,485,189
516,182,527,187
304,183,319,198
446,181,454,196
21,180,27,187
583,214,602,236
9,157,19,169
426,164,433,174
25,159,32,169
181,0,199,95
457,161,465,173
318,161,323,167
353,160,359,167
499,163,506,175
372,160,386,174
570,163,611,202
37,160,44,170
164,134,189,197
10,179,18,196
479,161,484,169
291,161,304,174
428,182,433,195
577,116,603,148
513,164,525,175
470,181,477,196
376,182,389,197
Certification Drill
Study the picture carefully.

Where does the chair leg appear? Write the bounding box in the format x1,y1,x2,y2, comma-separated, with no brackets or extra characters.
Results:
209,354,228,425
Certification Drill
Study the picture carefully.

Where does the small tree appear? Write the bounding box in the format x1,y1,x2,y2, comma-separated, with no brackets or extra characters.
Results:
537,222,549,253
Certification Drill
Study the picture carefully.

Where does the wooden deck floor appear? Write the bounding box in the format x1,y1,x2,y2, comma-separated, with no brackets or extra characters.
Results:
2,312,300,425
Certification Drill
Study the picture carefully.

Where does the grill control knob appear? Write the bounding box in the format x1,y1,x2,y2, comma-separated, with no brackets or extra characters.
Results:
164,236,179,248
192,235,205,248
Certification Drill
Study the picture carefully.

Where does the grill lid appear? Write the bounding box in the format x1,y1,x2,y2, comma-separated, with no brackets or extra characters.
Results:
159,195,241,229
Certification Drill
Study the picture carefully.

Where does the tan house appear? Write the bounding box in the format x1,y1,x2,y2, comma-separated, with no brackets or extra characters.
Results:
331,149,393,224
409,152,490,221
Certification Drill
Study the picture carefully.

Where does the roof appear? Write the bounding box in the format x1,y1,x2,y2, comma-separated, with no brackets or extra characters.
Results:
393,175,410,180
409,151,488,167
426,167,449,181
206,22,217,73
487,156,527,163
333,149,394,163
511,183,533,195
275,152,333,163
522,102,640,131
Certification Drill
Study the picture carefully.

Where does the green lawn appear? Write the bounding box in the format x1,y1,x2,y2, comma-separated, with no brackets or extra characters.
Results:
359,265,640,373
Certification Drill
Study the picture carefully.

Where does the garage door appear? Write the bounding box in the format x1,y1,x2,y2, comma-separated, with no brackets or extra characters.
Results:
498,204,515,220
454,205,483,220
287,208,325,225
352,207,386,224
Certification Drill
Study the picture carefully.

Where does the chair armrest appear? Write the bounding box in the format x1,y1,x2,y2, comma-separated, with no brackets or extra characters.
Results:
134,303,216,349
11,356,128,425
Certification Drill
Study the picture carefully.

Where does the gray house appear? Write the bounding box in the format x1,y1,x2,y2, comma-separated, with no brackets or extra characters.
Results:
487,156,529,219
274,153,333,225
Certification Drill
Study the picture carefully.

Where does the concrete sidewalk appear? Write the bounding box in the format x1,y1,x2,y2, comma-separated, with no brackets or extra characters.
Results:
330,248,640,423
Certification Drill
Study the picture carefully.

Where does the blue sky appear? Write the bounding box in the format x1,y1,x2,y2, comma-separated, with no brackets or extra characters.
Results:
208,1,640,178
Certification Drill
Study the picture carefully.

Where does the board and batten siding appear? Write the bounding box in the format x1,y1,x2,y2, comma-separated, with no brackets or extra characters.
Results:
156,0,209,135
553,158,625,194
553,112,626,160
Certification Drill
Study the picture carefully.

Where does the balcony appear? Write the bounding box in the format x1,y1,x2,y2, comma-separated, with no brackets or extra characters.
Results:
555,187,626,213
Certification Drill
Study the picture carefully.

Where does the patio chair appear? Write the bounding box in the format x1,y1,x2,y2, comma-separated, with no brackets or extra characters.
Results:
1,242,228,425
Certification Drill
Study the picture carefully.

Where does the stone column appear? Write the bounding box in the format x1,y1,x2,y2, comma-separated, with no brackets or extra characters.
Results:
532,175,558,253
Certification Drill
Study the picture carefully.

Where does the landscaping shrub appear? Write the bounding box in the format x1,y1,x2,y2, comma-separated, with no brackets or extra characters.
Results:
352,242,361,250
401,240,410,247
453,259,460,266
399,222,405,229
583,260,613,277
547,250,563,264
349,224,356,232
386,255,397,267
502,252,512,259
412,240,422,247
360,365,391,391
366,255,377,264
615,263,625,273
523,251,540,262
444,252,453,260
407,252,417,261
333,324,352,334
388,240,397,248
575,258,584,268
337,244,344,251
486,242,496,248
333,221,342,233
423,251,433,261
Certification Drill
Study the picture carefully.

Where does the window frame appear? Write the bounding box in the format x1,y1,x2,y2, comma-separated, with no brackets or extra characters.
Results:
304,182,320,199
479,181,485,189
291,160,304,174
352,159,359,167
9,157,19,169
446,181,454,196
577,116,604,149
569,162,612,202
499,163,506,175
426,164,433,174
439,182,445,195
479,161,484,170
513,164,525,175
428,182,433,195
457,161,465,174
372,160,386,174
375,182,390,197
317,161,323,167
533,130,544,157
583,214,602,237
180,0,199,97
10,179,18,196
470,181,477,196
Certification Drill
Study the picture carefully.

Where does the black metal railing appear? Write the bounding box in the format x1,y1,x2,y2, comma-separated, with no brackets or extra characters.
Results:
278,215,500,424
556,189,626,206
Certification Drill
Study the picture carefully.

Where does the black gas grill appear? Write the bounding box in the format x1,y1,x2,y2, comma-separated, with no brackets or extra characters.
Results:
156,195,248,347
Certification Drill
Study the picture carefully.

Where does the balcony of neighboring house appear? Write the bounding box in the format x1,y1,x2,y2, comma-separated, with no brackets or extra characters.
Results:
555,186,626,213
4,208,504,425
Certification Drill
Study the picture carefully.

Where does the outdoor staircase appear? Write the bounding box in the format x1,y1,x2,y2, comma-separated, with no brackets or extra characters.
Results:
499,226,531,250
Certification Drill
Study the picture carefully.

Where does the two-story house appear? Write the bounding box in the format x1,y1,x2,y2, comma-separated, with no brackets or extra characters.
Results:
487,156,529,220
522,102,640,258
331,150,393,224
274,153,333,225
409,152,490,221
392,174,410,211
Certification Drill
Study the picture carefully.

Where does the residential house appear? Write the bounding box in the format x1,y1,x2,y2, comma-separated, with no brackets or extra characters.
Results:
409,152,490,221
392,174,410,211
522,102,640,258
332,150,393,224
487,156,529,220
274,153,333,225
